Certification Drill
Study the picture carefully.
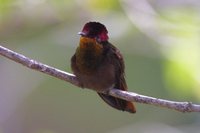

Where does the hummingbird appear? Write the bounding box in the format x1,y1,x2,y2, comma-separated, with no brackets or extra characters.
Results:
71,22,136,113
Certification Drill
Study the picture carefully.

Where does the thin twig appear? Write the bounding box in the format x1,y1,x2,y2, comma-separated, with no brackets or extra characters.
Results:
0,45,200,113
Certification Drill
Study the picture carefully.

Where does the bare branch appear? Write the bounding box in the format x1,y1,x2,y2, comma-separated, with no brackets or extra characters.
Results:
1,45,200,113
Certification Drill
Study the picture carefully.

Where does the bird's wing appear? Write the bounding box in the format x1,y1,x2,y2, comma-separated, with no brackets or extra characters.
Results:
98,42,136,113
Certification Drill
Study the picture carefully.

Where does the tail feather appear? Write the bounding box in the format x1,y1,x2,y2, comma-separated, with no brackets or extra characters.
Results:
98,93,136,113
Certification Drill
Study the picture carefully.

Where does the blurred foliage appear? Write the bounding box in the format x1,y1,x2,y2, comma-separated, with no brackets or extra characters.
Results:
0,0,200,133
85,0,121,13
158,8,200,99
0,0,12,16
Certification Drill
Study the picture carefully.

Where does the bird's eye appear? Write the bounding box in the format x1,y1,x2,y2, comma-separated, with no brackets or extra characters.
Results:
95,36,101,43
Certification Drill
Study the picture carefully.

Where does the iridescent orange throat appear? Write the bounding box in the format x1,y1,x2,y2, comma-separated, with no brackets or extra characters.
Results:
75,36,104,73
78,36,103,55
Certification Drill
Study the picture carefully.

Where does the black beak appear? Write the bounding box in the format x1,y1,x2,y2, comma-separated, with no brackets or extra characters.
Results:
78,31,86,36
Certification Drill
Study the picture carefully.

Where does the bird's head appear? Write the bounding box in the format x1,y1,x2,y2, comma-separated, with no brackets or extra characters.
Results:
78,22,109,43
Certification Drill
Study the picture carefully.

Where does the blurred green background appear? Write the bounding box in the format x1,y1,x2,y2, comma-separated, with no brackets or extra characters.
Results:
0,0,200,133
